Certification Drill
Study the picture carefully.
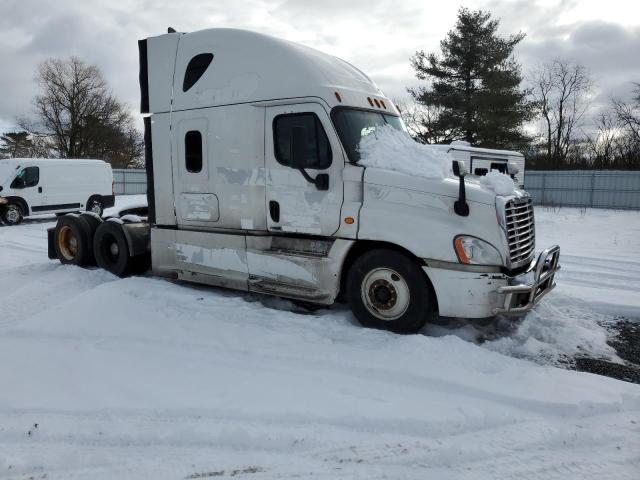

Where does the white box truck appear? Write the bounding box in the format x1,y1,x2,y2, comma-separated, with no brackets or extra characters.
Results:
0,158,114,225
47,28,560,333
446,141,526,188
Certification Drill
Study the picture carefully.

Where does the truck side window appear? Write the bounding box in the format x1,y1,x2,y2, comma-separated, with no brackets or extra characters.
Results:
474,168,488,176
274,113,332,169
10,166,39,189
185,131,203,173
183,53,214,92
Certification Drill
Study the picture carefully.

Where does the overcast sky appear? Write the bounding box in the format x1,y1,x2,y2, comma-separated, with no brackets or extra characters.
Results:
1,0,639,133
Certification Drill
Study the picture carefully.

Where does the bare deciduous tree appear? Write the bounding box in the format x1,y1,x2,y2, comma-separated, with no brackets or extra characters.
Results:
532,59,592,165
585,112,618,168
612,83,640,142
396,99,454,144
22,57,142,168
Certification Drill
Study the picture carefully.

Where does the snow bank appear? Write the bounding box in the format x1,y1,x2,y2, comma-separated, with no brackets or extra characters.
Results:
480,170,517,195
358,126,452,179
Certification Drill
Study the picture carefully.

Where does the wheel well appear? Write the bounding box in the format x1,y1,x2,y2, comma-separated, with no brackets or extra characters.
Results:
338,240,438,311
4,196,29,215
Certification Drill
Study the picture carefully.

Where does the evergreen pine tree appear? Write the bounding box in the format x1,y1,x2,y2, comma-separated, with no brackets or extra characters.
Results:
409,8,534,149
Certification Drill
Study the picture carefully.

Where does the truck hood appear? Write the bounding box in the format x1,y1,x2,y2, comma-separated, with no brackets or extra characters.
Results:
363,167,504,205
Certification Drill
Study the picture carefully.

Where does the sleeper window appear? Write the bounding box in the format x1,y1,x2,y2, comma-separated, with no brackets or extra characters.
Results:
185,131,203,173
183,53,214,92
273,113,332,169
10,166,39,189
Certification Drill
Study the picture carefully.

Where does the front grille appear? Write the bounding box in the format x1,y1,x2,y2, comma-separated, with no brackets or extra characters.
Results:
504,197,535,265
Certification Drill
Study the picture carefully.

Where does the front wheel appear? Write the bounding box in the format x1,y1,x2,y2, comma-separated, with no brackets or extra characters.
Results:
347,249,437,334
1,203,24,226
87,197,104,217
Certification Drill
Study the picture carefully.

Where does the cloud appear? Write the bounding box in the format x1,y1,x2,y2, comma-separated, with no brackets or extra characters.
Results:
0,0,638,134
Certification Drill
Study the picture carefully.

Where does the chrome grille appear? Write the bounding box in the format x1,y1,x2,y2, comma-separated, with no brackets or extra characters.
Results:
504,197,535,265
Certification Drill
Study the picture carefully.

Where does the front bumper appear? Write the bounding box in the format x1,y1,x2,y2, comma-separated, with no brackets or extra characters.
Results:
422,245,561,319
492,245,560,315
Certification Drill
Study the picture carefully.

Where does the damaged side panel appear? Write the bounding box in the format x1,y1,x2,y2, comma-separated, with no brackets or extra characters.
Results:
151,227,353,304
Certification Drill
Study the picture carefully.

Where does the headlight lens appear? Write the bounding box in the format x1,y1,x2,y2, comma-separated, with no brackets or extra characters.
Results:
454,235,503,266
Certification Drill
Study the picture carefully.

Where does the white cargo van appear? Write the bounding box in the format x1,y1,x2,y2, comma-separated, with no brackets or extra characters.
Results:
48,28,560,333
0,158,114,225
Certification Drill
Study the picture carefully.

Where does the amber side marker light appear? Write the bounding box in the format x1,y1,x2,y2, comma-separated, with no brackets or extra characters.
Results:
335,91,342,102
344,217,355,225
453,237,471,264
367,97,374,107
374,98,380,108
380,99,387,109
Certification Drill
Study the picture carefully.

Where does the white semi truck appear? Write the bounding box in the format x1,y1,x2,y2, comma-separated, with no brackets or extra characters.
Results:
47,28,560,333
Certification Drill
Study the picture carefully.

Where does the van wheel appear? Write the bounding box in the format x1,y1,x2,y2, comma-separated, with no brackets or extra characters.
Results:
93,222,132,277
2,203,24,226
87,197,104,217
347,249,437,334
54,215,93,266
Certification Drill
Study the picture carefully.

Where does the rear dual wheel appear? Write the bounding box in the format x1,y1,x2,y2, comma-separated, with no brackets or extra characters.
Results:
93,222,150,277
54,215,94,266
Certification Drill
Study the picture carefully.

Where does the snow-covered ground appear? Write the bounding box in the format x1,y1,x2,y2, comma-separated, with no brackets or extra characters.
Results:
1,197,639,479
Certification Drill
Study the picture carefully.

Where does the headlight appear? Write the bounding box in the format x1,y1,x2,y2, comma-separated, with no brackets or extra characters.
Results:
454,235,503,266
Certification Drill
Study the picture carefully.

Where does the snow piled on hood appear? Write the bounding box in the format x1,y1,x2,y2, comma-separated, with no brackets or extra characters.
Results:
480,170,517,195
358,125,452,179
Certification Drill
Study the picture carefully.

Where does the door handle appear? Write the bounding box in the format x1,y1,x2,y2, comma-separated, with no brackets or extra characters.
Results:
269,200,280,222
38,187,42,193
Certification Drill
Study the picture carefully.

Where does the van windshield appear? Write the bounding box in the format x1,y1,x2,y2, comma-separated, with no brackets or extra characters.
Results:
331,108,406,163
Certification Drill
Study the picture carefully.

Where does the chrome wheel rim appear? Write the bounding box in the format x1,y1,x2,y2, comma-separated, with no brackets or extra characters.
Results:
361,267,410,321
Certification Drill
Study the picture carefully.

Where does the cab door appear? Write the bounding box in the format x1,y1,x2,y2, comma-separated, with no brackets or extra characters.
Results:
264,103,344,235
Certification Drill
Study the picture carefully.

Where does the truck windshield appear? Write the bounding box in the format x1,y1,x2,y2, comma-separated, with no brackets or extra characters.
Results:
331,108,406,163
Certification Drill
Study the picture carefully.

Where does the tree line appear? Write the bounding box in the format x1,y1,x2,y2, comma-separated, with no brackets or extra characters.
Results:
402,8,640,170
0,57,142,168
2,8,639,170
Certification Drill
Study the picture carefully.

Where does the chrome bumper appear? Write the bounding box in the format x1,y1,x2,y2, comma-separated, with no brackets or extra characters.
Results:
492,245,561,315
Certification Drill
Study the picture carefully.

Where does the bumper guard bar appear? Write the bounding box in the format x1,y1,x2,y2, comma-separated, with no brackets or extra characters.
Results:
493,245,561,315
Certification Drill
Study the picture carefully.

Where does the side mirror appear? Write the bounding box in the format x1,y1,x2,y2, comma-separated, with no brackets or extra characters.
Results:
452,160,468,177
290,126,308,169
507,162,519,176
452,160,469,217
289,126,329,191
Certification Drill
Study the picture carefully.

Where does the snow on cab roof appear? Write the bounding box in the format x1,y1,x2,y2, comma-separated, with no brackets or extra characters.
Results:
446,141,523,157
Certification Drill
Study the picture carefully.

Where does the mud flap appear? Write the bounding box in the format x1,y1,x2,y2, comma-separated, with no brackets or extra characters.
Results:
47,227,58,260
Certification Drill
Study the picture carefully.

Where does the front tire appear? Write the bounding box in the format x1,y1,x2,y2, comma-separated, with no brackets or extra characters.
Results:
1,203,24,226
87,197,104,217
347,249,437,334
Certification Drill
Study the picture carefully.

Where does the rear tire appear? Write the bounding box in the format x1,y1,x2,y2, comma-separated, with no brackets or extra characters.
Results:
1,203,24,226
93,221,133,277
54,215,93,266
346,249,437,334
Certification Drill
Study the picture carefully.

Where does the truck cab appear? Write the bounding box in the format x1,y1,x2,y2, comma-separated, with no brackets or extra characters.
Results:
50,28,559,334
